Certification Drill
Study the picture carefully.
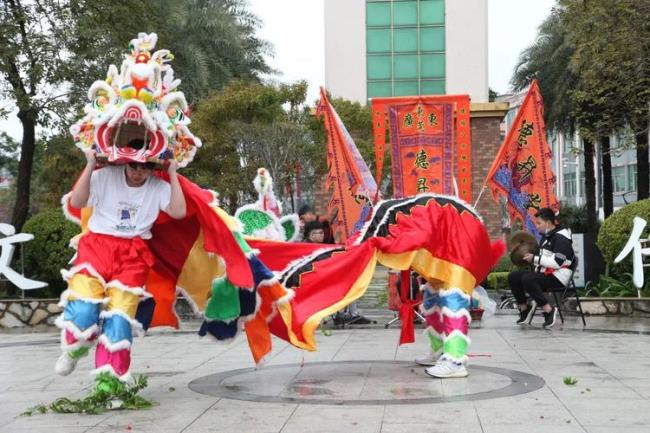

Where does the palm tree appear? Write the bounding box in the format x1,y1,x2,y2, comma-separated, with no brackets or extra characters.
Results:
157,0,272,105
510,7,599,230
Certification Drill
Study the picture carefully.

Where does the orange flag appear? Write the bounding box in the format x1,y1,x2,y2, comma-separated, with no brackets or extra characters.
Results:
371,95,472,202
486,80,559,238
317,88,378,242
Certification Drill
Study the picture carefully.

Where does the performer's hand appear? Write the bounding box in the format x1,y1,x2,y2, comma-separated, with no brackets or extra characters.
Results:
84,150,96,168
523,253,534,263
167,158,178,175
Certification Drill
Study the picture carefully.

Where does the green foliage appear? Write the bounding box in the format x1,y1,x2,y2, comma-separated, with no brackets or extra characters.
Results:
558,204,593,234
597,199,650,278
22,373,153,415
21,209,78,297
492,255,514,273
485,272,511,291
511,7,576,131
563,376,578,385
32,134,84,211
190,80,316,213
583,274,648,298
0,132,19,177
155,0,271,105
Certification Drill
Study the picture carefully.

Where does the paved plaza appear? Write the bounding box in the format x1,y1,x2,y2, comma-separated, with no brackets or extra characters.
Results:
2,312,650,433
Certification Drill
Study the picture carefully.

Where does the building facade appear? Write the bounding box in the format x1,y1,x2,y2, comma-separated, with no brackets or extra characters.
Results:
324,0,489,104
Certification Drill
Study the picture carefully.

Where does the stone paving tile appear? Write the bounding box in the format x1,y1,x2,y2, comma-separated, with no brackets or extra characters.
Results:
279,405,384,433
2,314,650,433
380,422,484,433
182,399,297,433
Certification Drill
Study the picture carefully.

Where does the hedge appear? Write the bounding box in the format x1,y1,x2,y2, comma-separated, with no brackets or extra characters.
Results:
597,199,650,278
22,209,79,297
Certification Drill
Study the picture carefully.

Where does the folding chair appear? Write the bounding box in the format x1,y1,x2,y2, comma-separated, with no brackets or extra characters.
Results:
531,257,586,326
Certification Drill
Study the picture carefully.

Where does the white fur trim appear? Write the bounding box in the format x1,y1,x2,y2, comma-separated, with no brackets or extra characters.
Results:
97,335,132,352
279,246,341,282
279,214,301,242
425,326,443,339
276,288,295,305
245,248,261,258
90,365,132,383
176,287,202,319
60,192,82,225
440,307,472,323
61,262,107,286
55,316,100,341
105,280,146,297
438,287,472,301
420,303,441,316
236,293,261,329
99,310,143,330
354,193,483,245
443,329,471,345
58,289,110,307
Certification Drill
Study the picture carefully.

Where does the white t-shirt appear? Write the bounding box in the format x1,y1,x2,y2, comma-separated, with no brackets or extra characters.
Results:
87,166,171,239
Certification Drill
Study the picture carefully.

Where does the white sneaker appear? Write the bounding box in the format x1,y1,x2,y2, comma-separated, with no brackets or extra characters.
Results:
415,351,442,366
55,352,78,376
424,357,468,378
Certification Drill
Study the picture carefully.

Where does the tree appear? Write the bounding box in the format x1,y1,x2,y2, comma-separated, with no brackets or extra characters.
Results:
1,0,272,229
511,7,599,229
155,0,272,106
562,0,650,200
0,0,157,229
188,81,320,214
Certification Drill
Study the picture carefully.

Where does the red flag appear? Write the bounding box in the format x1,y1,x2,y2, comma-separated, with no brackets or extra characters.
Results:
486,80,559,238
317,88,378,242
371,95,472,203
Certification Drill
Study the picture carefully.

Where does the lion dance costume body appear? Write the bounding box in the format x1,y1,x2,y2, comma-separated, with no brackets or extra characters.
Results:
56,33,504,382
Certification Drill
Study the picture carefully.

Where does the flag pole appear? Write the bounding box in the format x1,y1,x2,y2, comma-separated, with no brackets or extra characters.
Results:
473,181,488,208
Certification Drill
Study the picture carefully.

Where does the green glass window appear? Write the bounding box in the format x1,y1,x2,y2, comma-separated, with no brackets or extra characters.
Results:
420,54,445,78
421,80,445,95
420,0,445,24
394,81,419,96
420,27,445,52
367,2,391,26
394,28,418,52
613,166,627,193
366,1,445,98
367,29,391,53
394,55,418,79
368,81,392,98
627,164,637,191
367,55,392,80
393,1,418,26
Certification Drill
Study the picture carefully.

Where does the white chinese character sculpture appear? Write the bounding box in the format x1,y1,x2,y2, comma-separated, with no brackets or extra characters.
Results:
0,223,47,290
614,216,650,296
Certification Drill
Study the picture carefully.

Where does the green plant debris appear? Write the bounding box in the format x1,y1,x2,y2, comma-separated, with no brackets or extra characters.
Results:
563,376,578,385
21,373,154,415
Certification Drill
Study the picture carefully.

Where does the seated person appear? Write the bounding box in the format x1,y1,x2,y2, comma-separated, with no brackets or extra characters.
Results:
507,208,574,329
303,220,325,243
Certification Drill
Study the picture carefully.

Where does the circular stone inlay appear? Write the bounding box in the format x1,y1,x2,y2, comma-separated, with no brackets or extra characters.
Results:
189,361,545,405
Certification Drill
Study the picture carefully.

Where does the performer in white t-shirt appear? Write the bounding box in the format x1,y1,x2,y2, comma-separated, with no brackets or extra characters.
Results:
55,143,186,380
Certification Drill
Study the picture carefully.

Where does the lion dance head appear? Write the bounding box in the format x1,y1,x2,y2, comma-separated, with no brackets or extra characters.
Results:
69,32,201,167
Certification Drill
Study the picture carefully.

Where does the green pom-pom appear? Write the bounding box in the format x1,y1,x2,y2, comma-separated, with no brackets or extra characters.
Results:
205,278,241,322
